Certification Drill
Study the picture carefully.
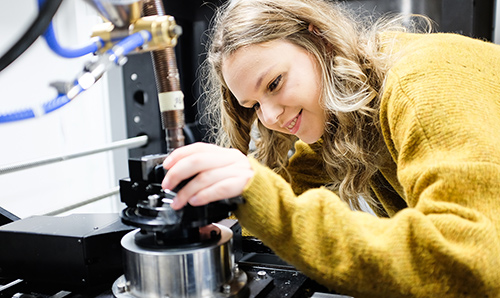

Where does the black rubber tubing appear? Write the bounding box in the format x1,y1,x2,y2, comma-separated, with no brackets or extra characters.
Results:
0,0,64,72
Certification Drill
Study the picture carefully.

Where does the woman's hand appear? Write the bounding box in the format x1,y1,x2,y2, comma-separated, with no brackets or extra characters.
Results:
161,142,254,210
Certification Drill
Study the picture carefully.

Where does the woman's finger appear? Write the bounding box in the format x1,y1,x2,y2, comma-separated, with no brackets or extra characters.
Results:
171,163,253,209
163,142,221,169
162,146,249,189
162,148,245,190
161,143,254,210
188,176,250,206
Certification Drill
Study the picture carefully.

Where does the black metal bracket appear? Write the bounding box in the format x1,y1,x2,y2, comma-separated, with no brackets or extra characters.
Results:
0,207,19,226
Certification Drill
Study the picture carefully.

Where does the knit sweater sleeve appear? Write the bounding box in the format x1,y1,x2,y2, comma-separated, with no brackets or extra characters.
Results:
234,33,500,298
286,140,332,195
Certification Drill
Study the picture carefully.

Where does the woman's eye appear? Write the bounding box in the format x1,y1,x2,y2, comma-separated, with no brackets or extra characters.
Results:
268,75,282,92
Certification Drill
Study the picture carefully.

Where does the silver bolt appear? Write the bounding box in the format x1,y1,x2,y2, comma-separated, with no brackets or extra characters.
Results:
117,282,127,293
131,73,138,81
117,56,128,66
148,194,161,207
222,284,231,294
257,270,267,279
117,281,130,293
171,25,183,37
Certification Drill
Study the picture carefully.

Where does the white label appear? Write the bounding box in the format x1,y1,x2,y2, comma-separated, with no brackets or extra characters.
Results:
158,91,185,111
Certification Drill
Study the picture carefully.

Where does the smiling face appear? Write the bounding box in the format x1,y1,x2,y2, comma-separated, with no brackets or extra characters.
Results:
221,39,326,144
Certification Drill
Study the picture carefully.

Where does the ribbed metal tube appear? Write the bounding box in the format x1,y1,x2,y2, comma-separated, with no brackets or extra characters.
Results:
143,0,185,150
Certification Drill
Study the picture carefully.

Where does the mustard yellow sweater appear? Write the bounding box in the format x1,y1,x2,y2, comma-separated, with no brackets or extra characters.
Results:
234,33,500,297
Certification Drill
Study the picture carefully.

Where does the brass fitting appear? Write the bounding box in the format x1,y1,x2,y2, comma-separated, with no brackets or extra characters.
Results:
91,15,182,53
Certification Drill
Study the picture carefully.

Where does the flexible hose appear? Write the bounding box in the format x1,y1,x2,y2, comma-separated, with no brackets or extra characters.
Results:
42,20,102,58
0,94,71,123
38,0,103,58
0,0,63,72
108,30,152,63
0,31,151,124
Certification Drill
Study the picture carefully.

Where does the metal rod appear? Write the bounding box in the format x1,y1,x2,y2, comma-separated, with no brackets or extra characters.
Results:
0,279,23,292
0,135,148,175
43,186,120,216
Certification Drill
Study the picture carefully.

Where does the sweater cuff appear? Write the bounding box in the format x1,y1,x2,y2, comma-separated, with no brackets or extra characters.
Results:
234,157,294,233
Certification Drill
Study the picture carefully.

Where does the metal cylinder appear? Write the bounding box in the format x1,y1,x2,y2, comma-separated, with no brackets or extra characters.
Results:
115,225,240,298
142,0,185,150
84,0,143,28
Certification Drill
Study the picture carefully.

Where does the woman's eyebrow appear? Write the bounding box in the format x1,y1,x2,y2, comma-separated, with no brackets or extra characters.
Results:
255,65,274,92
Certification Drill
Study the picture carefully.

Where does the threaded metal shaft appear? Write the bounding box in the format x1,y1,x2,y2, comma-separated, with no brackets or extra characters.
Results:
143,0,185,149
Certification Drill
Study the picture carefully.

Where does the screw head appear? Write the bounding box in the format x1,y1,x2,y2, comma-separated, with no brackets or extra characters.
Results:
222,284,231,294
257,270,267,279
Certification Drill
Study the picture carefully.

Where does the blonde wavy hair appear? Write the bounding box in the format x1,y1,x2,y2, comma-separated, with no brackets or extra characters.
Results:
200,0,431,210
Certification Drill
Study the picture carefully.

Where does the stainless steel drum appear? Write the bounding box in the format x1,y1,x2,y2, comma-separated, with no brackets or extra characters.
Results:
84,0,143,28
112,223,248,298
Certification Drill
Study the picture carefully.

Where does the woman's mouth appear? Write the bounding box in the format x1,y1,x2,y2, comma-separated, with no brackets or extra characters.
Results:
284,110,302,134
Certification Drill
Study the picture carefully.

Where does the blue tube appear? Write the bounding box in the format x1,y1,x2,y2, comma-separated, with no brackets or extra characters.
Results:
0,94,72,124
38,0,102,58
1,14,152,123
0,31,152,124
107,31,152,63
42,94,71,114
114,31,152,55
0,109,35,123
43,21,101,58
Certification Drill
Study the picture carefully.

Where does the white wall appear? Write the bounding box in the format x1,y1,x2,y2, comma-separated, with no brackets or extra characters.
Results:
0,0,128,218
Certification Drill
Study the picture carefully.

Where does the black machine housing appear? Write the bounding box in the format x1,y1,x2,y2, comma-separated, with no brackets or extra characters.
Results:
119,153,240,249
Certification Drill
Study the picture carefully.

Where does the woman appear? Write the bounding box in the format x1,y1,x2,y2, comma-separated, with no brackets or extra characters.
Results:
161,0,500,296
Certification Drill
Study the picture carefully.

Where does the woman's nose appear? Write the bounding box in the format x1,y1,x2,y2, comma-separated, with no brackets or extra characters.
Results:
258,101,283,126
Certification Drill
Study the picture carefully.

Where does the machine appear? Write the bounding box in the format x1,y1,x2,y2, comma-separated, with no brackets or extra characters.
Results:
115,153,248,298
